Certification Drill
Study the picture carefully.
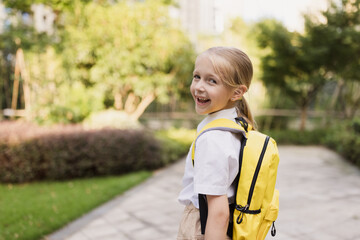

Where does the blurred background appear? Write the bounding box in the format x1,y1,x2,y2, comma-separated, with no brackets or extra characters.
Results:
0,0,359,239
1,0,359,131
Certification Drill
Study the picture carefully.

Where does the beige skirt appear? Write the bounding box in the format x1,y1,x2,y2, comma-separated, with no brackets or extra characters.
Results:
177,204,231,240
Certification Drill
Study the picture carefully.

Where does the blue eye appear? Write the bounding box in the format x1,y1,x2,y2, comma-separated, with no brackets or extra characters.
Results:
209,79,217,84
193,75,200,79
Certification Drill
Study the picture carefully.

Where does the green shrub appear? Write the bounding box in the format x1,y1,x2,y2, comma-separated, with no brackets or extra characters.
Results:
0,122,162,183
322,119,360,167
263,119,360,168
155,128,195,165
0,122,193,183
34,82,104,125
264,129,326,145
83,109,141,130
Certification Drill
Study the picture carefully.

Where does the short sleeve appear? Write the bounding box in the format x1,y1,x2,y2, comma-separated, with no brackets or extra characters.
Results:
193,130,240,196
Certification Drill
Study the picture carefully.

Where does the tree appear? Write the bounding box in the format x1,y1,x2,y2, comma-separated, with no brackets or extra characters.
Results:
304,0,360,119
2,0,92,13
1,0,195,123
61,1,195,120
0,0,96,123
254,19,328,131
0,8,52,114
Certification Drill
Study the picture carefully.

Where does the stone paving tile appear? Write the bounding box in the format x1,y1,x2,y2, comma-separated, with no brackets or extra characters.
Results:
103,210,131,224
275,146,360,240
97,234,130,240
86,218,108,228
81,224,119,239
66,232,89,240
131,228,166,240
46,146,360,240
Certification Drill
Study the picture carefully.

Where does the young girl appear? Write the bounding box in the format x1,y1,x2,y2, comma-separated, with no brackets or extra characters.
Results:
177,46,255,240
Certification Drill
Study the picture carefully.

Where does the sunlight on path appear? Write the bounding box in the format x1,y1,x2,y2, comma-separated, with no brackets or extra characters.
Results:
276,146,360,240
47,146,360,240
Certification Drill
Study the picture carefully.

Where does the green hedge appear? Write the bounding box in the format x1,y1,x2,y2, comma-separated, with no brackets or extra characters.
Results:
264,128,327,145
264,118,360,168
322,119,360,167
155,127,195,165
0,122,191,183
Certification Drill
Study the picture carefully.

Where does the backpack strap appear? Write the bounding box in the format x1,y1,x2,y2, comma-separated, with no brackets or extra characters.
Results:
191,118,247,166
191,118,248,235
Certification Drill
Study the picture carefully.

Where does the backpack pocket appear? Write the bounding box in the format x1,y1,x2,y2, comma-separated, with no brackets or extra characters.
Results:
257,189,279,240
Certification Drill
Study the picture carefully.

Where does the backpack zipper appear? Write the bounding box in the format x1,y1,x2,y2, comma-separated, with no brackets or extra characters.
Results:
247,136,270,206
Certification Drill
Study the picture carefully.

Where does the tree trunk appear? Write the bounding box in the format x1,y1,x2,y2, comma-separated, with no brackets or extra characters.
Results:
114,91,123,110
348,81,360,119
12,48,31,120
19,49,31,120
11,52,20,111
124,92,136,113
131,93,155,120
3,77,8,107
329,78,344,109
349,98,360,119
300,104,308,131
0,73,3,120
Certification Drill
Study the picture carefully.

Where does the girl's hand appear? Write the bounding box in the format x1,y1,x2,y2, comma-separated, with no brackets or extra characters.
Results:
205,194,229,240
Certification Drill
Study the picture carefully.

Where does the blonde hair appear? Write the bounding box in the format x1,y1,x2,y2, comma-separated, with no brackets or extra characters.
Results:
204,46,257,129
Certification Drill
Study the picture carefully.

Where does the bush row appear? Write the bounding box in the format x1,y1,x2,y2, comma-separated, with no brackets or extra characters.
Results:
265,118,360,168
0,122,191,183
264,128,327,145
322,119,360,167
155,127,196,165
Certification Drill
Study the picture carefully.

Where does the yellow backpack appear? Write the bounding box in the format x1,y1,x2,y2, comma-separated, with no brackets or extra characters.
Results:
191,117,280,240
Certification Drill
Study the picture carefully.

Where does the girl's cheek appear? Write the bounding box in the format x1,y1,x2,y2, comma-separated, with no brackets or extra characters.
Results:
190,81,195,93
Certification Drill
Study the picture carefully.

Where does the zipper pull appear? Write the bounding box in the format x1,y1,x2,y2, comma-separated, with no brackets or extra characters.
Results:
236,204,249,224
271,221,276,236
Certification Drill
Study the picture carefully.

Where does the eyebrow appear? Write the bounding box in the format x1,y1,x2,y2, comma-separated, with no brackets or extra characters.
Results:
192,72,219,79
207,74,219,79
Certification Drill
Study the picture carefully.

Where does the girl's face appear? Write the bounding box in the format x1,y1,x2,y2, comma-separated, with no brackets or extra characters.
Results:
190,54,238,115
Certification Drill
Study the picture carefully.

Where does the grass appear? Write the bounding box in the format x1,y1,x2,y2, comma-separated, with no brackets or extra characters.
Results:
0,171,151,240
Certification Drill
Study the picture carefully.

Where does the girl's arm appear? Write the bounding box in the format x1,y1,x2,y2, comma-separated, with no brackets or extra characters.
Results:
204,194,229,240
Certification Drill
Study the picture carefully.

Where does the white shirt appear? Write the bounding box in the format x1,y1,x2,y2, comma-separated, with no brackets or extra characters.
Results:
178,108,244,208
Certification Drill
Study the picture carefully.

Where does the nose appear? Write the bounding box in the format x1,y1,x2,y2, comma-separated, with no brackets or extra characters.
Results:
193,79,205,93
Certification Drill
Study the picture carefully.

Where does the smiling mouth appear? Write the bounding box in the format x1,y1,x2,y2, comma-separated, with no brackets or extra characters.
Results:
196,97,210,104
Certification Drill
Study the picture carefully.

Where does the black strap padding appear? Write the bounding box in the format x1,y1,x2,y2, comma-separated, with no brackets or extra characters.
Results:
198,195,236,237
198,194,208,235
235,117,249,132
227,203,235,237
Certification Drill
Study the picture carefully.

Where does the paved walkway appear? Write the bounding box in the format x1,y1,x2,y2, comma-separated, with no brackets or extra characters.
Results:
46,146,360,240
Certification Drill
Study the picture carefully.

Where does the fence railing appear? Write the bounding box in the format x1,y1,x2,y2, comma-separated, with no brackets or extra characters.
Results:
141,109,344,119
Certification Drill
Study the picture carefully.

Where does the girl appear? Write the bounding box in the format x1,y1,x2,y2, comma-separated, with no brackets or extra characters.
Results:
177,46,255,240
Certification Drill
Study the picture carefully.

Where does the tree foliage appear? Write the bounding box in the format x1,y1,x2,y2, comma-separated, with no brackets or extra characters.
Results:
1,0,195,123
2,0,92,13
61,1,194,120
304,0,360,118
254,0,360,129
254,19,328,130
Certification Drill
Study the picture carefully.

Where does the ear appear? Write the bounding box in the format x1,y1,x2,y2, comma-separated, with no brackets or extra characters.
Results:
231,85,247,101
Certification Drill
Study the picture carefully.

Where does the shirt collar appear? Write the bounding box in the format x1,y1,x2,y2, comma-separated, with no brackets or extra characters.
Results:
197,107,238,132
